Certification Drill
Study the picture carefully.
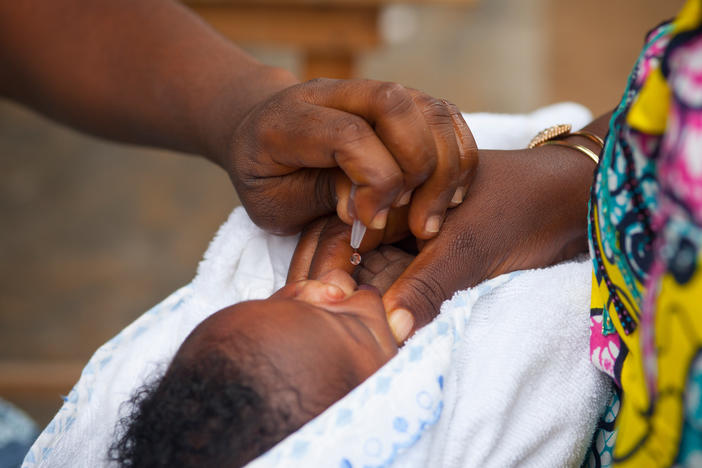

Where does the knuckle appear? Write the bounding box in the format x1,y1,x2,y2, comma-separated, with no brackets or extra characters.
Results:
375,82,414,117
444,100,461,115
402,274,448,325
336,115,373,147
411,91,433,107
305,77,333,88
446,229,490,285
372,169,403,193
295,77,334,103
421,98,452,125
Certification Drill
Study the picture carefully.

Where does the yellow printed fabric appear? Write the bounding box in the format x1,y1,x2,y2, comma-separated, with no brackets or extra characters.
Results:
586,1,702,466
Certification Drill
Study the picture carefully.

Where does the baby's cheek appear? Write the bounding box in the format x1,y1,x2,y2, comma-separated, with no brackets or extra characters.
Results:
355,346,396,381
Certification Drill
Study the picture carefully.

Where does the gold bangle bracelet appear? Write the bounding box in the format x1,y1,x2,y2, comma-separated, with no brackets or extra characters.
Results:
570,130,604,148
542,140,600,165
527,123,572,149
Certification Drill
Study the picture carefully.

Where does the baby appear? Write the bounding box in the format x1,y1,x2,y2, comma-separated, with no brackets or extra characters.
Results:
109,268,400,467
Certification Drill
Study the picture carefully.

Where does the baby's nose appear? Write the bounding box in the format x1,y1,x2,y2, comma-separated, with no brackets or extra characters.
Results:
294,281,347,304
295,269,357,304
316,269,358,296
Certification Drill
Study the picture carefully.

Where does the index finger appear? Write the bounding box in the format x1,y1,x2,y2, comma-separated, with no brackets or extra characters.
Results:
404,93,466,239
305,79,446,227
306,79,437,192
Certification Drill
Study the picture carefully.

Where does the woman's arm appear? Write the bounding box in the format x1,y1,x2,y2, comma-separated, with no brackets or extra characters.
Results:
287,113,613,341
0,0,476,237
0,0,289,158
382,113,612,339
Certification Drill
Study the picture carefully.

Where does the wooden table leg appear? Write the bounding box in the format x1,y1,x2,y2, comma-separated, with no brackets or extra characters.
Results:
186,4,379,80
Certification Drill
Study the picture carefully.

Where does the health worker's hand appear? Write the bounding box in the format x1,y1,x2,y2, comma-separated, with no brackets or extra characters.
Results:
220,78,477,239
286,146,595,343
382,146,594,341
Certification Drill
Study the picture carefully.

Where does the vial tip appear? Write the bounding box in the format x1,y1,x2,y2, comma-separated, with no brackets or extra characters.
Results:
350,252,361,265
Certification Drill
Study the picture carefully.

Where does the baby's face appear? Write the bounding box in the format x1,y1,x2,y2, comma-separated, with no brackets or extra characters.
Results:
177,269,398,419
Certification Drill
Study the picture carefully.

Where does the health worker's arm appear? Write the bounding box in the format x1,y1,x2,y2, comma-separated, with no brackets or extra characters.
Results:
0,0,476,237
289,113,611,342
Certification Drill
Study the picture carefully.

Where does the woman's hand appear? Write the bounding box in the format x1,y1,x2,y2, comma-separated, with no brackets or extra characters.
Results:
382,146,594,340
220,78,477,238
288,145,595,343
0,3,475,240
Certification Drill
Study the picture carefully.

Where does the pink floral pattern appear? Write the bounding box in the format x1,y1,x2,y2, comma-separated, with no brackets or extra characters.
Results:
589,314,621,382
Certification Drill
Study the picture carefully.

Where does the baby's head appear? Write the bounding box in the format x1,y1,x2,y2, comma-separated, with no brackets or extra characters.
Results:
110,269,398,467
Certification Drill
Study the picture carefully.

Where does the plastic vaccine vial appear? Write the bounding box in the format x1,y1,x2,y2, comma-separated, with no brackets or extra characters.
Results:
350,219,366,265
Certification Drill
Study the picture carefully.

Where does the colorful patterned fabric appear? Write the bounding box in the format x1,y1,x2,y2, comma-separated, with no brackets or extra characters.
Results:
588,0,702,465
583,390,620,468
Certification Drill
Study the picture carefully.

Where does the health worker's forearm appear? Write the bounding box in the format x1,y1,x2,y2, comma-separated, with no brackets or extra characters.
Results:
0,0,297,161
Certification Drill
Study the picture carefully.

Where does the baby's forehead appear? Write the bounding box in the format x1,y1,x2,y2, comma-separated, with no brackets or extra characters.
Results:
173,309,273,376
173,298,351,388
178,299,324,357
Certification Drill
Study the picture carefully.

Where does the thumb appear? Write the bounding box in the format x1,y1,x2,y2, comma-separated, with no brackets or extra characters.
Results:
382,241,461,343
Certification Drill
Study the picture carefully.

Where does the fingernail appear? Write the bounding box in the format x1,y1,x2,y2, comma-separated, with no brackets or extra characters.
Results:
370,208,389,230
347,198,357,219
348,184,358,218
425,215,441,234
450,187,464,206
389,309,414,343
394,190,412,207
337,198,350,224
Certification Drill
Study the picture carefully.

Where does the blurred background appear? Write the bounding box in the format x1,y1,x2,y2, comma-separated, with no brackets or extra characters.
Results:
0,0,684,429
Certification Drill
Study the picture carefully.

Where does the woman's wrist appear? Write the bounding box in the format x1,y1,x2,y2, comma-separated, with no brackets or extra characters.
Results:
531,143,595,237
512,113,610,254
476,144,594,258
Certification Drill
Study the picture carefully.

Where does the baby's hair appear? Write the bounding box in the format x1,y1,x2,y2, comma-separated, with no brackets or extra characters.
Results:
109,336,301,467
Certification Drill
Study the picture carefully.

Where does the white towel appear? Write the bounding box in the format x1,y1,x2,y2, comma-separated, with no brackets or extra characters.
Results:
250,260,610,468
22,102,608,468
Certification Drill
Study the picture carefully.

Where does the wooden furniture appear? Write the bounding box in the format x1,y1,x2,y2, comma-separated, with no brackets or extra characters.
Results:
184,0,477,80
0,360,83,398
